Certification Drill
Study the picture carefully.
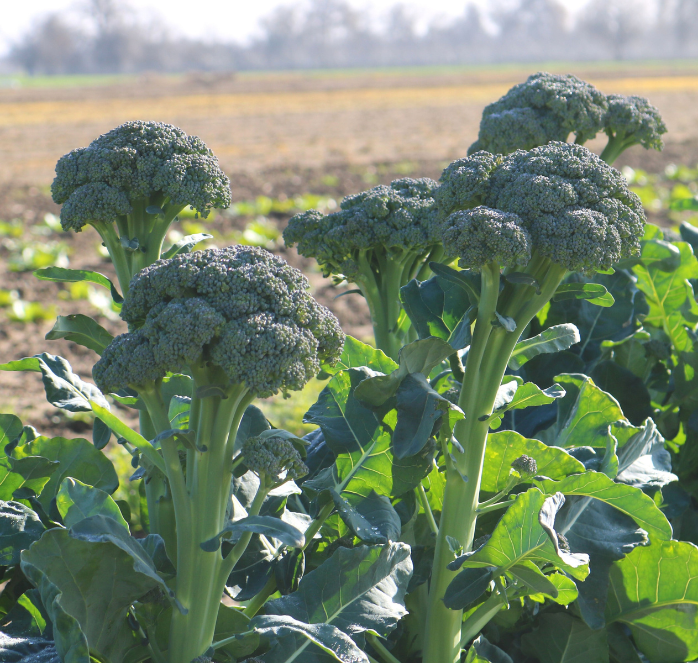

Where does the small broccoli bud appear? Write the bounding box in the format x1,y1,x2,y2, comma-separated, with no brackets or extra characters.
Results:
556,532,571,553
443,387,461,405
511,454,538,478
241,435,309,482
442,207,531,271
468,72,608,155
95,246,344,396
644,339,670,361
435,152,502,218
52,121,231,232
604,94,666,151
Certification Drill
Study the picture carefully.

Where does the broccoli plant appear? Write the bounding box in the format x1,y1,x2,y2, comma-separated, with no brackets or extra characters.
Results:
284,178,444,360
49,120,231,295
470,72,666,165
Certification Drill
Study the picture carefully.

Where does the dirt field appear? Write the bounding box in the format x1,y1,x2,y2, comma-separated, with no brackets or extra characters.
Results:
2,62,698,435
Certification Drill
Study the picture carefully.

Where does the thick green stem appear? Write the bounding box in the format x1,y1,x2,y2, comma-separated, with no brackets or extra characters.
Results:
93,221,132,296
600,134,633,166
458,592,507,650
366,632,403,663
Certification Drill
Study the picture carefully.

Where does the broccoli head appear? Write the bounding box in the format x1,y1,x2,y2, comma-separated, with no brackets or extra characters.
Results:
511,454,538,478
52,121,231,230
443,207,531,271
93,246,344,397
436,142,645,274
241,434,309,482
469,72,608,155
284,177,441,280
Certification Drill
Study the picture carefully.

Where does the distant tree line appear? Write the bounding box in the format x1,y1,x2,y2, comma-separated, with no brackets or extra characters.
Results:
7,0,698,75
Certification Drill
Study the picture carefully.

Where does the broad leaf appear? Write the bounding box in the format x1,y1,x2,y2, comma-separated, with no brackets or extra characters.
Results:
56,478,128,529
521,612,609,663
509,324,580,370
443,567,493,610
45,315,113,356
0,501,45,566
330,489,401,545
213,604,259,659
554,282,615,307
323,336,398,377
33,267,123,304
606,540,698,663
202,515,305,552
527,572,579,605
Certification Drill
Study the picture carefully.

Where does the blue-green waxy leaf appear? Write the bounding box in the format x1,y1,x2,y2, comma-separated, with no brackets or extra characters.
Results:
0,501,45,566
460,489,590,579
493,311,516,331
469,635,513,663
535,471,672,543
235,404,271,451
521,613,609,663
606,540,698,663
202,515,305,552
213,604,259,660
0,633,63,663
161,233,213,259
508,324,580,370
443,567,493,610
322,335,398,377
354,337,454,408
250,614,369,663
33,267,123,305
10,436,118,510
615,419,677,488
21,523,161,663
265,543,411,638
429,262,481,305
56,478,128,530
330,489,401,544
45,315,113,356
0,354,109,414
393,373,463,459
91,417,111,450
554,282,615,307
481,431,584,493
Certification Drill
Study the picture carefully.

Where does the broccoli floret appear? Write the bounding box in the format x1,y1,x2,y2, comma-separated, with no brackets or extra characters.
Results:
600,95,667,164
437,142,644,275
241,435,309,482
51,121,232,294
284,178,443,359
443,207,531,271
511,454,538,478
93,246,344,398
469,72,608,155
556,532,571,553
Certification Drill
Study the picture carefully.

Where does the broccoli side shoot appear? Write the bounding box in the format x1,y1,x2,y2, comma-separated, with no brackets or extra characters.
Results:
600,94,667,164
283,178,443,359
93,245,344,399
51,121,232,292
241,435,309,483
468,72,608,155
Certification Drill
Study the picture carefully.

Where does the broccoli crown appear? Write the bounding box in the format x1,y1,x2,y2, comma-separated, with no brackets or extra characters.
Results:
93,246,344,397
241,435,309,481
436,142,645,274
443,207,531,271
511,454,538,478
604,94,667,150
469,73,608,155
283,178,441,280
52,121,231,232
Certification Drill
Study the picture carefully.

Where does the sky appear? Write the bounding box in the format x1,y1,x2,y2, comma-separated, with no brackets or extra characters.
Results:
0,0,592,55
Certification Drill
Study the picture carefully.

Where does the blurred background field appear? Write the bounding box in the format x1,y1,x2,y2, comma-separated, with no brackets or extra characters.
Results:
3,0,698,502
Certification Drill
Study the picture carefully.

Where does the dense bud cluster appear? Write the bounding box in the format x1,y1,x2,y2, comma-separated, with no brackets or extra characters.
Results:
604,94,667,151
93,246,344,396
511,455,538,478
241,435,309,481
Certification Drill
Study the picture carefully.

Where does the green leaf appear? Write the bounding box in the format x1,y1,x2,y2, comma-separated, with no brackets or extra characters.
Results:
56,478,128,529
10,436,118,510
488,382,565,429
0,414,23,447
250,614,369,663
443,567,493,610
323,335,398,377
330,489,401,544
509,324,580,370
527,572,578,605
0,437,57,502
429,262,481,305
535,471,672,543
469,635,513,663
202,515,305,552
266,543,411,638
33,267,124,305
521,613,609,663
0,501,45,566
481,431,585,493
0,633,62,663
615,419,677,488
606,540,698,663
213,604,259,659
21,525,160,663
457,489,590,579
45,315,114,355
634,240,698,351
92,417,111,450
554,283,615,307
354,337,454,408
508,561,559,598
160,233,213,259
